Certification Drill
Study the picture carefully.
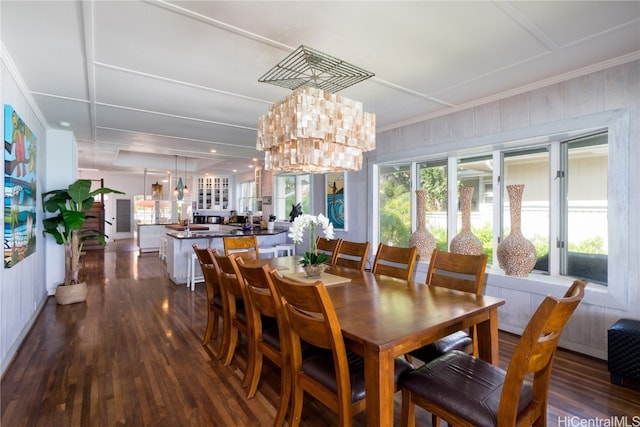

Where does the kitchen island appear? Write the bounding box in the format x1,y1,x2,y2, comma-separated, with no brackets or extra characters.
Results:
164,225,290,284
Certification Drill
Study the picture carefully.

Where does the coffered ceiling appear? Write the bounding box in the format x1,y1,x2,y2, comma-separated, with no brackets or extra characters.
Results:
2,1,639,176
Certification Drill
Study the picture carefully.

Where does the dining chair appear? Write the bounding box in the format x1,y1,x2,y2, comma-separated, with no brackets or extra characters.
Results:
315,237,343,265
334,240,370,271
192,245,224,350
399,280,586,427
223,235,260,260
372,243,419,281
236,262,290,427
212,252,254,382
408,249,488,363
270,271,412,427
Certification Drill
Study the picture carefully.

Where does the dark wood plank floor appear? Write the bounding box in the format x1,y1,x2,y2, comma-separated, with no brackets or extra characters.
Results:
2,243,639,426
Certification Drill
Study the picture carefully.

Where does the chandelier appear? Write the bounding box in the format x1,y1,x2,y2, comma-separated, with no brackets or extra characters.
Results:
256,46,376,173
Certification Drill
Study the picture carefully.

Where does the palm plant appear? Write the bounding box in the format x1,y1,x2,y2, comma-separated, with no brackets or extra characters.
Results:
42,179,123,286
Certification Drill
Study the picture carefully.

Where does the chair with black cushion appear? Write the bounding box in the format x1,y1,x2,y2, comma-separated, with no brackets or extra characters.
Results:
223,235,260,261
334,240,370,271
372,243,418,281
408,249,488,363
212,252,254,381
270,271,413,427
315,237,343,265
236,262,290,427
399,280,586,427
192,245,224,350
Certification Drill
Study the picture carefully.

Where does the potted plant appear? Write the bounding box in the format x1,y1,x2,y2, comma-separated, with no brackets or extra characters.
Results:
267,214,277,231
288,213,335,278
42,179,123,304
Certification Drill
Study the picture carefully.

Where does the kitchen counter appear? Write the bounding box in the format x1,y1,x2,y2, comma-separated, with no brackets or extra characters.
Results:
166,227,288,239
164,224,211,232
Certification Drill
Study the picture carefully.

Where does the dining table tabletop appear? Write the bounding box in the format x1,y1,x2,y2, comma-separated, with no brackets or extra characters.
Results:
250,255,506,426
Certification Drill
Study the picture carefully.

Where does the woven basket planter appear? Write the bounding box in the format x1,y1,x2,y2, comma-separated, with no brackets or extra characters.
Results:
55,282,88,305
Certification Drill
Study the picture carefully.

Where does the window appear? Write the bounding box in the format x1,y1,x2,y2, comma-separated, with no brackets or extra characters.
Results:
501,147,550,273
457,156,494,262
417,160,448,250
238,180,257,214
561,133,608,284
378,165,411,246
374,130,609,285
274,174,310,220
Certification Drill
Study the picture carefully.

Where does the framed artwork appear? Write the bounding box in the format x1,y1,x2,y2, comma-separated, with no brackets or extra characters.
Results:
4,105,37,268
325,172,346,231
262,195,272,205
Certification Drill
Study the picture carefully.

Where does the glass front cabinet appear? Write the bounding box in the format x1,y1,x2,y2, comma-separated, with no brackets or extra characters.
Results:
197,176,230,210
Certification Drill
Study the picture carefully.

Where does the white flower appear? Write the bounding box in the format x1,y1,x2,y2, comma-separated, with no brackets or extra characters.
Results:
287,214,335,246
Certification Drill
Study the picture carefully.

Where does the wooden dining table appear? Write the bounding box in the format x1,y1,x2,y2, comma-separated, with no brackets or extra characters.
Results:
253,256,506,426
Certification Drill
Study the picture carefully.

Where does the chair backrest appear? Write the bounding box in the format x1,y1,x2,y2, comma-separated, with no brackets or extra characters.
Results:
192,244,221,300
372,243,418,280
270,271,353,399
498,279,586,425
315,237,343,265
213,251,247,302
223,235,259,260
237,261,283,327
426,249,488,294
334,240,371,271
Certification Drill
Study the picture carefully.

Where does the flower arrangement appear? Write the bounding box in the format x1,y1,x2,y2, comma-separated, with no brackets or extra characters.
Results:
288,213,335,266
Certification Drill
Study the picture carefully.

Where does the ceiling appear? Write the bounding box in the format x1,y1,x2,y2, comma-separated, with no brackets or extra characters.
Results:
2,1,639,177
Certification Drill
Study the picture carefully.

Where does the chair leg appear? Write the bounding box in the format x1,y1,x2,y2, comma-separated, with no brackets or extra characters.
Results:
273,361,291,427
242,336,256,388
246,346,263,398
222,327,238,366
288,383,304,427
401,388,416,427
201,308,219,345
218,314,232,361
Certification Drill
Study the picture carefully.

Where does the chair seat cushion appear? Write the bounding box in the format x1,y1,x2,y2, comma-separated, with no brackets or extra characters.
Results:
303,349,412,403
409,330,472,363
400,351,533,427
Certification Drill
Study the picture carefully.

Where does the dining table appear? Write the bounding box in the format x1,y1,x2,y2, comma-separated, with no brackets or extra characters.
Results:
251,255,506,427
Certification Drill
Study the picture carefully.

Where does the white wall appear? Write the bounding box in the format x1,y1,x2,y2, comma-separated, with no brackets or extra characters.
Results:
0,49,49,375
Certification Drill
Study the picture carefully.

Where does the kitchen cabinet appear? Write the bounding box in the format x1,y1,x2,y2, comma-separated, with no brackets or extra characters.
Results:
196,176,230,210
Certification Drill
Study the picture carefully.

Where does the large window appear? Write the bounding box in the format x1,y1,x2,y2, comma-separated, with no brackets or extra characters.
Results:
457,156,494,262
378,165,411,246
374,130,609,284
274,174,310,220
238,180,257,214
418,160,448,250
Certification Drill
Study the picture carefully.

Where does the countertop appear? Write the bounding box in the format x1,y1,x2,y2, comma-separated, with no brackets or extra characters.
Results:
166,227,288,239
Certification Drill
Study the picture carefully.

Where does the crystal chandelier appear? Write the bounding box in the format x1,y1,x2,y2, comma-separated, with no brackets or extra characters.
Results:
257,46,376,173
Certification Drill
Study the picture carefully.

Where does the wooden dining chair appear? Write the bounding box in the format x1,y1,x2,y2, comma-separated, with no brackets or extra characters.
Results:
192,245,224,350
223,235,260,260
212,252,254,383
400,280,586,427
372,243,419,281
236,262,291,427
315,237,343,265
270,271,412,427
334,240,370,271
409,249,488,363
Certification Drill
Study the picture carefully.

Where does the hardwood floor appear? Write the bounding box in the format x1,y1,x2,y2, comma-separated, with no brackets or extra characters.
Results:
2,244,639,426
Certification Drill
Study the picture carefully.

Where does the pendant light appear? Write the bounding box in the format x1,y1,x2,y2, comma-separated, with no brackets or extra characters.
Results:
183,156,189,196
173,155,179,198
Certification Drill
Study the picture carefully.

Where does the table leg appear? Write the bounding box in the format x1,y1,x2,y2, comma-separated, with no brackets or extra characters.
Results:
364,347,395,426
475,307,500,365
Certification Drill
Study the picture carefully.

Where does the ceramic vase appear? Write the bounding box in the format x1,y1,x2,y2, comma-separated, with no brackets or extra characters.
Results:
496,184,537,276
450,187,483,255
409,190,437,261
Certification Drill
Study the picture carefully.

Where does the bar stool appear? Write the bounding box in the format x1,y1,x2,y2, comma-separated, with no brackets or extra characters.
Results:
186,252,204,291
158,235,167,261
275,243,295,257
259,245,278,259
